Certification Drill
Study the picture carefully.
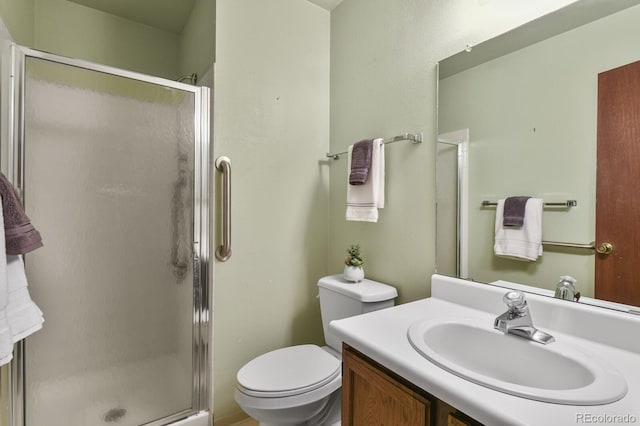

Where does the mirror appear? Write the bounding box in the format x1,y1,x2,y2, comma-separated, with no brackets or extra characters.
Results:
436,0,640,310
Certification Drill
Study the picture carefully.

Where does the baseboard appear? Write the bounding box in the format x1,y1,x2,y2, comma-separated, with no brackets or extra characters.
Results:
213,411,253,426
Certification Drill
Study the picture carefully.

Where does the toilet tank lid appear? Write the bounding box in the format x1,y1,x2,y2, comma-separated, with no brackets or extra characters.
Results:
317,275,398,302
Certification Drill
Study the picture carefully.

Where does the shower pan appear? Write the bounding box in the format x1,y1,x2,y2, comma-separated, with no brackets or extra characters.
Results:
1,45,211,426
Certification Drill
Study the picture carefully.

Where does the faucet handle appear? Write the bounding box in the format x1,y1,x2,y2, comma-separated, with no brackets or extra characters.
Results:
503,291,528,314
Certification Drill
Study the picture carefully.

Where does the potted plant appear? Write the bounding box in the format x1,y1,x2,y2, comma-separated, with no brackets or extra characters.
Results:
344,244,365,282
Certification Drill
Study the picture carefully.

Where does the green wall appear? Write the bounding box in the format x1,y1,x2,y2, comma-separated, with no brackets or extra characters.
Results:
0,0,215,81
179,0,216,79
328,0,579,304
213,0,330,420
0,0,33,46
33,0,180,79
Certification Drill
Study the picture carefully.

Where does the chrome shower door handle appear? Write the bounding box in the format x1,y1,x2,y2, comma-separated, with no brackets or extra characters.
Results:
215,156,232,261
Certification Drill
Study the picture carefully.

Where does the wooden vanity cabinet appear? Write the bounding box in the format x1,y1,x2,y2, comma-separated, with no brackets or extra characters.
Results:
342,345,483,426
436,400,483,426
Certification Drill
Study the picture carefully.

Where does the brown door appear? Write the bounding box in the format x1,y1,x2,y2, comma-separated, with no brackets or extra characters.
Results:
596,60,640,305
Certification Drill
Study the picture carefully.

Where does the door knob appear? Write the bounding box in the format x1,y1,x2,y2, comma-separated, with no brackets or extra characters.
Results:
595,242,614,255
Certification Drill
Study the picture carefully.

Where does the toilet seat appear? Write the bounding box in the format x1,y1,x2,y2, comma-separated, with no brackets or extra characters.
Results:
236,344,341,398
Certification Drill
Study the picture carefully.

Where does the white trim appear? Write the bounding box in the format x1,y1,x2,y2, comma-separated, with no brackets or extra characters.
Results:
171,412,212,426
17,45,200,93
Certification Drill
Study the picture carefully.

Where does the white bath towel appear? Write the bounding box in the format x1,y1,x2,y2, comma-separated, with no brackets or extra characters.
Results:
7,255,44,342
346,138,385,222
0,202,44,367
494,198,543,261
0,267,12,365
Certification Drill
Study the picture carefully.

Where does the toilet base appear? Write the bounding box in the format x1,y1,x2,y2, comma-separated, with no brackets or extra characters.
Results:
247,389,341,426
307,389,341,426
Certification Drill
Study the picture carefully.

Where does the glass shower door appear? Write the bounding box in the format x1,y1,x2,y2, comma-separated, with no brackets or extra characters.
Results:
9,47,210,426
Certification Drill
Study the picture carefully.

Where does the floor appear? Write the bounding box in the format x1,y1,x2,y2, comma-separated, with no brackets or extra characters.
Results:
231,419,258,426
26,353,191,426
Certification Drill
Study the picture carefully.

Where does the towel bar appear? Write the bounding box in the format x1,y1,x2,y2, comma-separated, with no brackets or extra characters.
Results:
485,199,591,250
543,240,595,250
481,200,577,207
326,132,423,160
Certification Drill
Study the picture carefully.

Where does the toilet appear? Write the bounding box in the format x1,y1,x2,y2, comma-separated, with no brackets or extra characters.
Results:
234,275,398,426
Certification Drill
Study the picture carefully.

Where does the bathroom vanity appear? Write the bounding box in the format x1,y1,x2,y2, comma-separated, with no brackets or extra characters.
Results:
331,274,640,425
343,344,480,425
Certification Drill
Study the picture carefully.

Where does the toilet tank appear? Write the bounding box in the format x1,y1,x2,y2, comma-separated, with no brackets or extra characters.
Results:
317,275,398,352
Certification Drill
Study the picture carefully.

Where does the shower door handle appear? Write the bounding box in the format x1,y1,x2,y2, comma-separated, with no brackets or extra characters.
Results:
215,156,232,261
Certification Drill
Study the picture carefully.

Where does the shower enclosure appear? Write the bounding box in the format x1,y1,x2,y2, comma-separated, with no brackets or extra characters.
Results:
1,45,211,426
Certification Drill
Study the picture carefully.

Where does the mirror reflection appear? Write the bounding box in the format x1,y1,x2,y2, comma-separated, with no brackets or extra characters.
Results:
437,0,640,309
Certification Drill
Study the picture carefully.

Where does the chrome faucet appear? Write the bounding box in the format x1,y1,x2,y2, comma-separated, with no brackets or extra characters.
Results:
554,275,580,302
494,291,555,344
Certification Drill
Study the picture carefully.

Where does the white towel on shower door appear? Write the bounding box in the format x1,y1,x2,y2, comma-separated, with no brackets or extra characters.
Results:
0,265,12,365
6,255,44,341
0,202,44,367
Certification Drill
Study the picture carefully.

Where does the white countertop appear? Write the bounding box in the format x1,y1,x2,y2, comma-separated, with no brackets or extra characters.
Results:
329,274,640,426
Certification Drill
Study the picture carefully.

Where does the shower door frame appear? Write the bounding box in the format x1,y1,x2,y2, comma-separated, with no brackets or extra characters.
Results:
4,44,211,426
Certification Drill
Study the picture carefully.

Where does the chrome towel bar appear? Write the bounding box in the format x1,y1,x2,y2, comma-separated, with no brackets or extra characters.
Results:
543,240,595,250
326,132,423,160
481,200,596,250
483,199,594,250
482,200,577,207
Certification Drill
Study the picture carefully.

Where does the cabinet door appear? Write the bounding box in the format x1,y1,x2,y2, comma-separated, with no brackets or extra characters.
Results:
342,345,432,426
437,400,483,426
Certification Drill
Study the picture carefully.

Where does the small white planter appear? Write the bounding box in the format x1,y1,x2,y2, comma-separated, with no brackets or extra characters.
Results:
343,265,364,283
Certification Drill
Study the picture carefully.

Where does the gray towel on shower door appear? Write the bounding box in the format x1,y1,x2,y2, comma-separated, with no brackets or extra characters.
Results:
503,196,531,227
349,139,373,185
0,172,43,255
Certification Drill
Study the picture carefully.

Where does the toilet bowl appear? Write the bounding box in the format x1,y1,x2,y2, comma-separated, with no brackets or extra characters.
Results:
235,275,397,425
235,345,342,425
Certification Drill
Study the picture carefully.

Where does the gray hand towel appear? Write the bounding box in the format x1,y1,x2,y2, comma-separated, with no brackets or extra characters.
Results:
503,196,531,227
349,139,374,185
0,172,43,255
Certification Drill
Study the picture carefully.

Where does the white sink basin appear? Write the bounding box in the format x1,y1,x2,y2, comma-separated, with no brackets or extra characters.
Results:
407,318,627,405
